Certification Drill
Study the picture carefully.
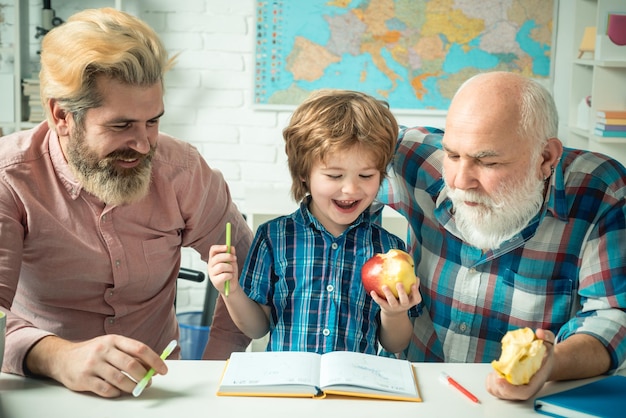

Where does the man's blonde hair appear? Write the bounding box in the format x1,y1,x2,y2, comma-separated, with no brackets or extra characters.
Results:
39,7,175,128
283,89,398,202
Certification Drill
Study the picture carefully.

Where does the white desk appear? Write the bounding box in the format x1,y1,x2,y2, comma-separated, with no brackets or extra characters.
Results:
0,361,611,418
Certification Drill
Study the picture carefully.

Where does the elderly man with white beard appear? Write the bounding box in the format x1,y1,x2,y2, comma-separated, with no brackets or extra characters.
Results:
377,71,626,401
205,71,626,401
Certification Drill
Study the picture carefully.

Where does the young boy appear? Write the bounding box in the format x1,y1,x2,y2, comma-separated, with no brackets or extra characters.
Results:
208,90,421,355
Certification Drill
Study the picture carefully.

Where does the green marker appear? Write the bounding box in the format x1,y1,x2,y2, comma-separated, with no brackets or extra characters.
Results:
132,339,177,397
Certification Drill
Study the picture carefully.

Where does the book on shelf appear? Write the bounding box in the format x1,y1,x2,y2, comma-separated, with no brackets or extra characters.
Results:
22,85,40,97
216,350,422,402
28,111,45,123
534,375,626,418
595,123,626,132
22,78,40,97
22,78,43,122
597,110,626,119
596,117,626,126
577,26,595,59
593,128,626,138
27,99,45,123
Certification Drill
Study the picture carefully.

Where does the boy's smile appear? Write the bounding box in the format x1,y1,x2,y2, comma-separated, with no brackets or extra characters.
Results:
307,144,381,237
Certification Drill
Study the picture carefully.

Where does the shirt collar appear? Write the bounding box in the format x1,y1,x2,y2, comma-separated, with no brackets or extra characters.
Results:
545,160,569,221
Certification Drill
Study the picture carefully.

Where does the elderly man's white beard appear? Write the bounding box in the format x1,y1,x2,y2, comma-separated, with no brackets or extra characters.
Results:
446,171,546,250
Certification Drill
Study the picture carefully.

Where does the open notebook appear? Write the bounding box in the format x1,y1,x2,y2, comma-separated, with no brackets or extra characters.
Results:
217,351,421,402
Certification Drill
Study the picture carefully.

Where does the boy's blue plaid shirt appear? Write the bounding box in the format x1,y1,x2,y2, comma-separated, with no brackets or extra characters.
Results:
378,126,626,370
240,197,411,355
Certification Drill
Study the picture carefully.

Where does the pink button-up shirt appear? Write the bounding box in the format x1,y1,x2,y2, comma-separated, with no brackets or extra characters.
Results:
0,122,252,375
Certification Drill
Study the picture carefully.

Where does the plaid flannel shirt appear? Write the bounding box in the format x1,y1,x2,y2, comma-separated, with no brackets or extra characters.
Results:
378,126,626,370
240,198,408,355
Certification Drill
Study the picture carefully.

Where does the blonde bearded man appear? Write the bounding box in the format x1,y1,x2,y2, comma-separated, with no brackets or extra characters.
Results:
0,8,252,397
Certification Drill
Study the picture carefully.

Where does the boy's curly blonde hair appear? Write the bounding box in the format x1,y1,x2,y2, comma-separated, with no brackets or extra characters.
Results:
283,89,398,202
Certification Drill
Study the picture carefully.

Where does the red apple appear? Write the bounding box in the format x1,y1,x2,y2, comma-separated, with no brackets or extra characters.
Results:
361,249,417,298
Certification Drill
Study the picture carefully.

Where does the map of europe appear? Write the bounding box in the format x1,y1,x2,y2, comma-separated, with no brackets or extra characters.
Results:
254,0,554,111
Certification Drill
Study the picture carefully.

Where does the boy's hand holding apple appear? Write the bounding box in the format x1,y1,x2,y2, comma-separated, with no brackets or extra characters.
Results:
361,249,422,313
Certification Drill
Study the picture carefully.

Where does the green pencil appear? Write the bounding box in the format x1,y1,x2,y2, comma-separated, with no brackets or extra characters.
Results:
132,339,177,397
224,222,231,297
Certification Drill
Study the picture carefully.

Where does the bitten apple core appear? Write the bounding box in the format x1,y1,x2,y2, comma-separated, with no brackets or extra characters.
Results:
361,249,417,298
491,327,547,385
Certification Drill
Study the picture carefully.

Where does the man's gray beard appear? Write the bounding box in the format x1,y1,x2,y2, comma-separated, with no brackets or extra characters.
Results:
66,128,154,206
447,173,546,250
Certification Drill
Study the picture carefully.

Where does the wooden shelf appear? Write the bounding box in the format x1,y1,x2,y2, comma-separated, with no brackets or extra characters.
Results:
0,1,29,134
0,1,123,134
568,0,626,165
574,58,626,68
591,135,626,144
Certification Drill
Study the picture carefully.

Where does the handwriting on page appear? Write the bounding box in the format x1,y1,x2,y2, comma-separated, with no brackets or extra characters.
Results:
222,352,320,387
320,352,415,393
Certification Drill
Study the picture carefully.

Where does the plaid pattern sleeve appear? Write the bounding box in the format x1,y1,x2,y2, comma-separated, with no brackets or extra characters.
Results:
379,127,626,369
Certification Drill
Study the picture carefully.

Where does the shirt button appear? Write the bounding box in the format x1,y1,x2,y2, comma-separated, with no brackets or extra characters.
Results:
469,268,477,274
459,322,467,332
108,318,115,324
331,243,338,250
115,260,121,267
109,290,114,297
102,214,107,222
322,328,330,336
326,285,334,292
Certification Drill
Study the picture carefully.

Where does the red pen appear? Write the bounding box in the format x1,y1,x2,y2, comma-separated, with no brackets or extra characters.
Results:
440,372,480,404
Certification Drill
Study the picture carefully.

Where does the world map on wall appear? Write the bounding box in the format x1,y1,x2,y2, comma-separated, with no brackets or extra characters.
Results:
254,0,554,111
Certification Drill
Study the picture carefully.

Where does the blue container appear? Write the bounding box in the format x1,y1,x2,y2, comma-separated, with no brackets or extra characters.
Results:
177,311,210,360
